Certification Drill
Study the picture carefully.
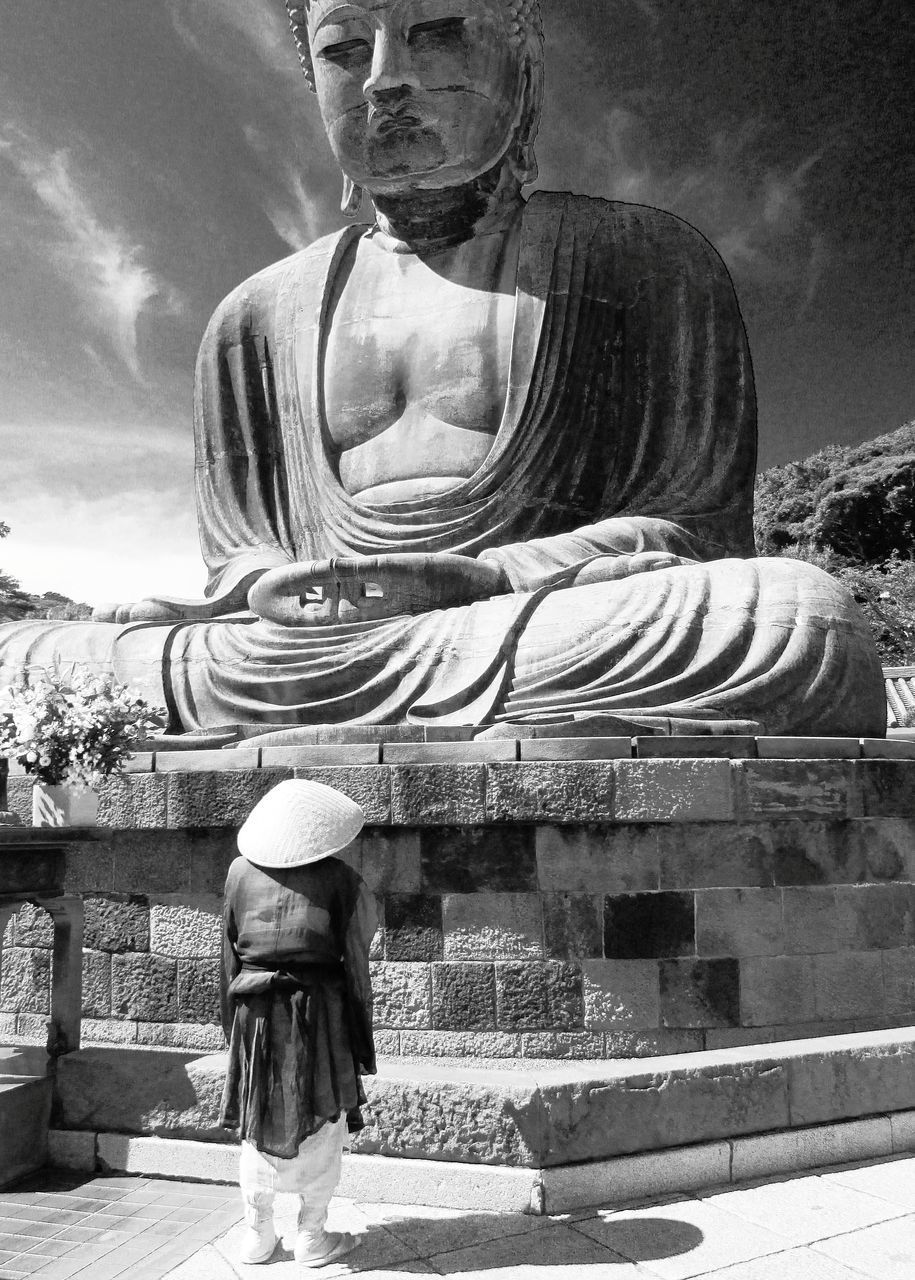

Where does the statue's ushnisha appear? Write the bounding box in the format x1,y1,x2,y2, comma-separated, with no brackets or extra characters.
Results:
0,0,885,737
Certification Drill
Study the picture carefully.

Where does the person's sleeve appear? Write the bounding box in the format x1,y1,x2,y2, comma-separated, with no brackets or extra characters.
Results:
343,881,379,1075
220,886,242,1041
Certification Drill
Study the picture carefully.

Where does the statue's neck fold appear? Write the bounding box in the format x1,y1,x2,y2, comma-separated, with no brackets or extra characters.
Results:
369,162,524,255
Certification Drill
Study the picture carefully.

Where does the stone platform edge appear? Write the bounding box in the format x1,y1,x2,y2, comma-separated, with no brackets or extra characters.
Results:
46,1108,915,1216
6,747,915,828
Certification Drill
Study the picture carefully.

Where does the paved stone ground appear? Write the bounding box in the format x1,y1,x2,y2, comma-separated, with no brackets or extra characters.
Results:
4,1154,915,1279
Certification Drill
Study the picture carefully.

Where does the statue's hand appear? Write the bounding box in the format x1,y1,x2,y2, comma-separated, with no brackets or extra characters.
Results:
570,551,693,588
92,580,255,624
248,554,510,627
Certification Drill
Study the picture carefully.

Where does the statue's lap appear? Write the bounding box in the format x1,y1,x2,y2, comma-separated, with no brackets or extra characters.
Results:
0,558,886,738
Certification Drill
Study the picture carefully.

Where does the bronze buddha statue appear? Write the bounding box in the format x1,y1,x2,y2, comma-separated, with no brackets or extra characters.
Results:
0,0,886,738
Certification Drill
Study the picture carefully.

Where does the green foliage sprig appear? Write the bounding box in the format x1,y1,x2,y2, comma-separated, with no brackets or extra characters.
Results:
0,666,165,791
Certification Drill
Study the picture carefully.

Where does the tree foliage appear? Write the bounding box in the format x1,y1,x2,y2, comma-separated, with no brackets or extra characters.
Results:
755,421,915,665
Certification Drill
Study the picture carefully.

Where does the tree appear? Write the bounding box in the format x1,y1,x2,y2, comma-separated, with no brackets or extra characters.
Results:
0,522,92,622
754,421,915,665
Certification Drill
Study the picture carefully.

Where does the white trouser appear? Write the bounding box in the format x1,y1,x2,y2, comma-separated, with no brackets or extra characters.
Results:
239,1116,346,1233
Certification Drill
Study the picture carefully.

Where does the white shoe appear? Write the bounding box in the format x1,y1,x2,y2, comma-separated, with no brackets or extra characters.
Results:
293,1229,360,1268
240,1202,277,1265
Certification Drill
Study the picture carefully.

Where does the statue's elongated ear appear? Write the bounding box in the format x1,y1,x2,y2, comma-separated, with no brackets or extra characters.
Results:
286,2,317,91
510,50,544,186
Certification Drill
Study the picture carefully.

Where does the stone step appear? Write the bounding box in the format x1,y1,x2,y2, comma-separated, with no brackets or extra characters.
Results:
0,1074,52,1188
54,1026,915,1170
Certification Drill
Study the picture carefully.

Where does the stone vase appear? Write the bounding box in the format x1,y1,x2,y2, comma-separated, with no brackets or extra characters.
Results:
31,782,99,828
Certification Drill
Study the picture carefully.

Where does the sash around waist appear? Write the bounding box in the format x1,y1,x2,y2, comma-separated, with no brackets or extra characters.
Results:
228,960,345,998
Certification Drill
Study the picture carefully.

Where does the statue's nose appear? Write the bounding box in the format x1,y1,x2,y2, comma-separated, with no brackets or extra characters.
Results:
364,31,419,107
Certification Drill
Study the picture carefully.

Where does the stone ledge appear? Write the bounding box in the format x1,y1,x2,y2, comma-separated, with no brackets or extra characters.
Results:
52,1026,915,1170
64,1107,915,1214
43,757,915,829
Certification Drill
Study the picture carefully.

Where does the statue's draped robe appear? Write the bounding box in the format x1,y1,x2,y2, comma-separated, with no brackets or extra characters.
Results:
0,194,886,735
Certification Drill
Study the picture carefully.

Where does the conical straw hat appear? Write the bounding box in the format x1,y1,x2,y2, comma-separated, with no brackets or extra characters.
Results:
237,779,365,868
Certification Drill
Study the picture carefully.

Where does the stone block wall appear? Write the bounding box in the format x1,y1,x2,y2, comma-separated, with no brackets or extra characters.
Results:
2,753,915,1059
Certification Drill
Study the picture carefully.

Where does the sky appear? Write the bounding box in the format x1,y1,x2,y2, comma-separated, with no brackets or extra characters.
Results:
1,0,912,605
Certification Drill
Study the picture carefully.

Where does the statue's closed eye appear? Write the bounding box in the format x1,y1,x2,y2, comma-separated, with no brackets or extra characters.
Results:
407,16,467,43
319,37,371,66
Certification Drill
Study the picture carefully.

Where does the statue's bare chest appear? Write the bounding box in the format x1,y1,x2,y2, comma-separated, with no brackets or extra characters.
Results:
319,230,518,502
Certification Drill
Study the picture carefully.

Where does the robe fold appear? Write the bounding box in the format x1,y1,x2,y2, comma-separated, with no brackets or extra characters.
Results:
0,193,886,736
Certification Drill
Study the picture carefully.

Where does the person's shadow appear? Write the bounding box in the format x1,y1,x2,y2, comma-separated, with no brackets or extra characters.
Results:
285,1208,706,1271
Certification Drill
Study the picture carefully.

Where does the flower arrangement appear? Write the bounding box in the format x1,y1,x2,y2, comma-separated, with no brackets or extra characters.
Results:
0,665,165,792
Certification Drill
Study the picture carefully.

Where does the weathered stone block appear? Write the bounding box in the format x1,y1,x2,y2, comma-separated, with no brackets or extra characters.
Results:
605,1028,704,1058
787,1031,915,1126
883,948,915,1018
813,952,885,1020
382,741,517,764
737,761,860,820
835,884,915,950
520,737,631,761
96,773,167,828
261,744,380,767
781,886,838,954
293,766,391,824
136,1022,227,1051
604,891,695,959
149,897,222,958
111,953,178,1022
370,961,430,1029
520,1031,606,1059
369,897,385,961
659,958,739,1029
582,959,659,1030
56,1047,229,1140
431,962,495,1030
542,894,602,960
495,961,583,1030
177,959,221,1024
110,830,193,894
614,760,734,822
0,947,50,1014
486,762,615,822
399,1030,520,1057
861,761,915,818
12,902,53,948
82,950,112,1018
391,765,485,825
536,825,660,894
421,826,537,893
384,894,443,962
84,895,150,952
863,738,915,760
167,769,291,827
157,749,260,773
373,1029,400,1056
443,893,543,959
855,818,915,882
636,736,757,759
186,829,243,893
657,822,772,890
756,737,861,760
740,955,816,1027
359,829,421,893
81,1017,138,1045
696,887,784,957
63,839,114,894
766,820,865,886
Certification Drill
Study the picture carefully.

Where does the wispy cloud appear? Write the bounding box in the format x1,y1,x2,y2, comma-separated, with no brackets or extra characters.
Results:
0,126,184,380
168,0,339,253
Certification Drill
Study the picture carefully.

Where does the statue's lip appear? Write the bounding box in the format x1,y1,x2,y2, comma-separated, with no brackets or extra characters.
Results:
370,109,422,135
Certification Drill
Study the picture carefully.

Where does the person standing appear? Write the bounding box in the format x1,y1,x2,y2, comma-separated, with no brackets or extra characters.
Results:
219,779,377,1267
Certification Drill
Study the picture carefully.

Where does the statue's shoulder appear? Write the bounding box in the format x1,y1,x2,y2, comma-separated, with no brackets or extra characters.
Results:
200,228,354,349
527,191,731,280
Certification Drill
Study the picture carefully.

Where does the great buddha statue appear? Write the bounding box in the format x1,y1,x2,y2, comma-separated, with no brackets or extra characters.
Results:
0,0,886,738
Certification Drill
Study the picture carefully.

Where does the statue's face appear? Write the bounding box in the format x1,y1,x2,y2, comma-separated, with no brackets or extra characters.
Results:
307,0,523,193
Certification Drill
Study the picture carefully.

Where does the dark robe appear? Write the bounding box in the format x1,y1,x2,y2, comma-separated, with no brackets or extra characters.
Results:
219,855,377,1158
